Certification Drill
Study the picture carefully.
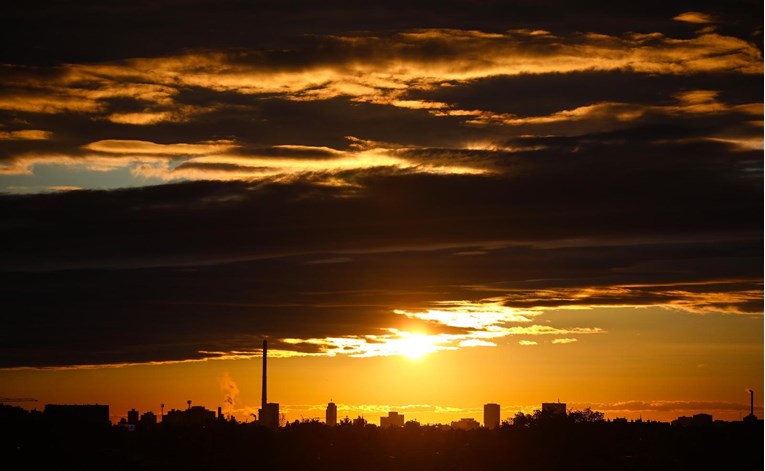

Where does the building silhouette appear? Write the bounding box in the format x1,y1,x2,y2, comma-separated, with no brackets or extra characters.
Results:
541,402,567,416
259,403,279,428
744,389,759,422
163,406,215,426
258,340,280,428
484,403,500,429
672,413,713,427
139,411,157,427
352,416,367,427
163,409,185,426
186,406,216,425
127,408,139,425
380,411,405,428
326,402,337,426
451,418,480,430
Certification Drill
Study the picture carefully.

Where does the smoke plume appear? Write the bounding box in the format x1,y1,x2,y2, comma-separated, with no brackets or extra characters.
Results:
219,372,240,417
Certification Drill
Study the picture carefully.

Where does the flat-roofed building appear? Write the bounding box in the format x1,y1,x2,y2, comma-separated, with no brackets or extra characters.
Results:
380,411,404,428
259,403,280,429
541,402,567,416
127,408,139,425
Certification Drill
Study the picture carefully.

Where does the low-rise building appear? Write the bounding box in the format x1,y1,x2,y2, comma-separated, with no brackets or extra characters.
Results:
380,411,405,428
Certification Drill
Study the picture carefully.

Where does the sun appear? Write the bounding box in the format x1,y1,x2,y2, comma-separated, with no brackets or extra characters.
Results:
396,333,439,359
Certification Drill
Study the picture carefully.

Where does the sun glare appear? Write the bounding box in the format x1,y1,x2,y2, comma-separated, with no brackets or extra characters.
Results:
396,333,439,359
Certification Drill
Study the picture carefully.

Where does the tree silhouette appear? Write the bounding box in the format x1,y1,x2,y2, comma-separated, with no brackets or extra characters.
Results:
568,407,605,424
511,411,532,428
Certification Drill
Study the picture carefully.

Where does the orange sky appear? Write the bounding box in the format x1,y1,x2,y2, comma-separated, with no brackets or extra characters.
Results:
2,306,761,424
1,4,762,428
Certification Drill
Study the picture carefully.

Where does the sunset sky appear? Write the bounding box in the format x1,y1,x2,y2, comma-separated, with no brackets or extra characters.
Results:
1,1,762,425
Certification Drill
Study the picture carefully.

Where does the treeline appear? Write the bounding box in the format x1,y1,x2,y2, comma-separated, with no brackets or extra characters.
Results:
1,404,762,470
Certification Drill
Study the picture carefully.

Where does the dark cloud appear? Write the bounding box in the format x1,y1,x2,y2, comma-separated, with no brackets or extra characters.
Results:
1,138,760,268
0,235,760,368
1,133,761,367
0,241,762,367
405,71,764,117
3,1,761,64
0,1,761,369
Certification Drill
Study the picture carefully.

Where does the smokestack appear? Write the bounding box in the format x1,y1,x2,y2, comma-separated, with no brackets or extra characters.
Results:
750,389,754,416
261,340,267,410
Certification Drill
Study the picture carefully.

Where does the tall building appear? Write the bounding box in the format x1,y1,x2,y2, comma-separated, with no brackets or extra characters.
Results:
127,408,139,425
326,402,337,426
484,403,500,429
380,411,405,428
258,340,280,429
541,402,567,416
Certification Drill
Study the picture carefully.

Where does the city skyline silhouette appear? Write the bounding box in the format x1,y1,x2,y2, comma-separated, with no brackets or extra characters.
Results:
2,393,762,470
5,340,761,427
1,1,762,469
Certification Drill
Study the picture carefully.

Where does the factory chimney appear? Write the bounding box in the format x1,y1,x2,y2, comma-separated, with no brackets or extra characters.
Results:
744,388,758,423
262,339,268,410
750,389,754,417
257,339,279,428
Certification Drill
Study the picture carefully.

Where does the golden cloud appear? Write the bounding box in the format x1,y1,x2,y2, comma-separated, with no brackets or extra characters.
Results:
106,111,177,125
130,145,488,182
394,301,538,329
270,300,605,359
0,29,760,119
673,12,717,24
501,282,763,315
0,129,52,140
1,139,239,175
504,326,606,335
82,139,237,155
2,138,488,180
0,92,105,114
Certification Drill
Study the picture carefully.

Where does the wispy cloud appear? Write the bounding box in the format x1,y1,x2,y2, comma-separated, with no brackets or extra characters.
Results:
500,282,764,315
83,139,237,155
583,400,756,413
0,130,52,140
673,12,717,24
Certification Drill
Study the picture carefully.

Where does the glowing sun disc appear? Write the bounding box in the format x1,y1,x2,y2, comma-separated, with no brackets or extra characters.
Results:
397,333,438,359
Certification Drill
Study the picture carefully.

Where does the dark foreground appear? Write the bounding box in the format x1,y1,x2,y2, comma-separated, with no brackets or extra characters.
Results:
2,419,763,470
